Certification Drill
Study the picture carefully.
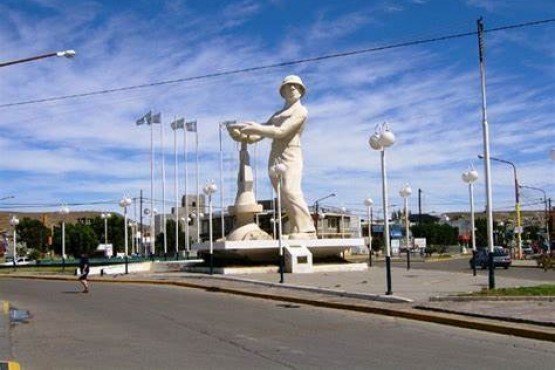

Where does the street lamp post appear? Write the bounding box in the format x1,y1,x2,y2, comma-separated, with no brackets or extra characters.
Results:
399,184,412,271
477,18,496,289
100,212,112,247
9,216,19,268
313,193,336,238
203,181,218,275
0,49,76,68
369,122,396,295
270,163,287,283
478,154,522,259
60,205,70,270
364,198,373,267
119,196,133,274
462,168,479,276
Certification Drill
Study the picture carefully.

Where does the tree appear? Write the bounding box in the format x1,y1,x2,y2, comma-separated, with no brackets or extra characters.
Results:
16,217,51,252
52,223,99,257
411,223,458,246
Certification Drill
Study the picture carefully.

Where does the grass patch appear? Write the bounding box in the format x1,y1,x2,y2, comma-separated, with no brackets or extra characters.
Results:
0,266,75,275
470,285,555,296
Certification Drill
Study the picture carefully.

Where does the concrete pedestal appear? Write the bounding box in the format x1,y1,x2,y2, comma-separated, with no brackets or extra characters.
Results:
285,245,313,273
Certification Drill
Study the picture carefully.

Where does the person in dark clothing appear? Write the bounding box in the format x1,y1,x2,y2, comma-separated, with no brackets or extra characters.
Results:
78,253,90,293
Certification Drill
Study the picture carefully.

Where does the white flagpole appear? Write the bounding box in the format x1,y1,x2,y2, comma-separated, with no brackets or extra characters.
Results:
173,118,179,259
196,125,200,243
161,117,167,258
219,123,225,239
184,126,189,257
150,119,155,256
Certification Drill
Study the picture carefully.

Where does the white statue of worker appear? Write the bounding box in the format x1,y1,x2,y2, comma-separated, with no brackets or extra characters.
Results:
228,75,316,239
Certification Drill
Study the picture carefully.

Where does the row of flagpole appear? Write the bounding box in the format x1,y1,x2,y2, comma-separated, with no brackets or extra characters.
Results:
136,111,198,257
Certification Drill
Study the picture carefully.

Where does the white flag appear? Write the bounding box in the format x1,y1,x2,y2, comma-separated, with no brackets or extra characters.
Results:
185,120,197,132
171,118,185,130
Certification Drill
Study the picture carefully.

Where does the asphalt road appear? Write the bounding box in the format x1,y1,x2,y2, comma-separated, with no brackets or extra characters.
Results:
2,279,554,370
384,256,553,281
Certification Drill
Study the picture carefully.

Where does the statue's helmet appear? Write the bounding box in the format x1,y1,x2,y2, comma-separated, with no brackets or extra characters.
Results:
279,75,306,98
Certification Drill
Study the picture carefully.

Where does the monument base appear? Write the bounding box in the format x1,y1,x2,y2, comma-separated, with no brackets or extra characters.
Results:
192,238,365,263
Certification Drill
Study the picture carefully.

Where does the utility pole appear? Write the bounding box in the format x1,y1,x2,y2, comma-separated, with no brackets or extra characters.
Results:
418,188,422,224
140,189,144,255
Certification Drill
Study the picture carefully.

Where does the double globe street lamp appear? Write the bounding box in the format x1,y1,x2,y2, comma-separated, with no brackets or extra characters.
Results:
369,122,396,295
9,215,19,268
203,181,218,275
60,205,70,270
462,168,479,276
119,196,133,274
399,184,412,270
363,198,373,266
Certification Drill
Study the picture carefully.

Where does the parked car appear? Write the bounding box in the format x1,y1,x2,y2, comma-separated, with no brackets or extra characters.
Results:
469,247,511,269
521,245,534,256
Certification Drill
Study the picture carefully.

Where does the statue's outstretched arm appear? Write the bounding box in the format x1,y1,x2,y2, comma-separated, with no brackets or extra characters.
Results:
240,109,307,139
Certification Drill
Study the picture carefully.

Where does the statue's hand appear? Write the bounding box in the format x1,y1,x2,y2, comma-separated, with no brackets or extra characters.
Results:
227,122,260,143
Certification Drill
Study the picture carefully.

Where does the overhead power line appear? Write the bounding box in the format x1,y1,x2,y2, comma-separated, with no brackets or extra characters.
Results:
1,18,553,109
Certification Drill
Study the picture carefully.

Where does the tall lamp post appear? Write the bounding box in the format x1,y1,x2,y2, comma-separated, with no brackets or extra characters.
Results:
60,205,70,270
476,18,496,289
364,198,373,267
462,168,479,276
119,196,132,274
520,185,551,253
478,154,522,259
100,212,112,247
369,122,396,295
270,163,287,283
0,49,76,68
399,184,412,270
313,193,335,238
202,181,218,275
203,181,218,275
9,216,19,268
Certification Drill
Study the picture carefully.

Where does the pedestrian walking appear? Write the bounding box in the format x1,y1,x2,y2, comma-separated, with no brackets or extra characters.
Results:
78,253,90,293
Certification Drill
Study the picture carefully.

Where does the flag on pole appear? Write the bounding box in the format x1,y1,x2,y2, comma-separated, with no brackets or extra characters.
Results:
171,117,185,130
151,112,162,124
136,110,152,125
186,120,197,132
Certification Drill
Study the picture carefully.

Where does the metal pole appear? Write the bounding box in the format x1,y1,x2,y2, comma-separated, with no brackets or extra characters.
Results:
124,207,129,274
161,119,167,259
404,196,410,271
219,123,225,239
382,150,392,295
470,182,477,276
150,120,155,257
278,178,284,283
62,220,66,271
209,193,214,275
184,125,189,258
196,127,200,244
477,17,495,289
0,50,75,68
368,206,372,266
173,120,179,259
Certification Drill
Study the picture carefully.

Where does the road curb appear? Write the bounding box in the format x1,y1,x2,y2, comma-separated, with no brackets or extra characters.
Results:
1,274,553,342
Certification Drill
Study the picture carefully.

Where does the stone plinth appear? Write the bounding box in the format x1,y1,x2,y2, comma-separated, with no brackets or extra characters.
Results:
192,238,365,262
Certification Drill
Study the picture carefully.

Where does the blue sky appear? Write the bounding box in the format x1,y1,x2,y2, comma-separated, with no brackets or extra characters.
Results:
0,0,553,222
